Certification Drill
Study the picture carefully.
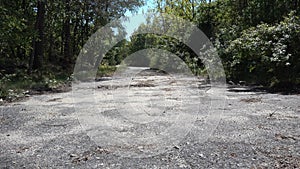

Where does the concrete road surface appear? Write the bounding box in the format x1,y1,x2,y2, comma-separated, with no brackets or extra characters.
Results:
0,68,299,168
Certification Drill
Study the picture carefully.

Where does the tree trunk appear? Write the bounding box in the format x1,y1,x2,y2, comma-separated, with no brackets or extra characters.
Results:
63,0,71,69
48,33,54,63
32,0,46,70
72,18,79,56
295,0,299,11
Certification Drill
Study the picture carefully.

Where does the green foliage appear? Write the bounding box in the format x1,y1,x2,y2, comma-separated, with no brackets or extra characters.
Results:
127,11,204,75
0,0,143,100
97,65,117,77
0,0,143,74
0,1,35,71
104,40,130,66
127,31,202,74
0,71,70,101
1,0,300,96
222,11,300,87
152,0,300,89
156,0,201,21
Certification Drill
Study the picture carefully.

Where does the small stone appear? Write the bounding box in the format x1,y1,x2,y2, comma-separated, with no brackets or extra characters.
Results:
179,164,187,168
228,81,235,85
239,81,246,85
82,156,88,161
173,145,180,149
138,146,144,150
23,90,30,94
69,154,78,157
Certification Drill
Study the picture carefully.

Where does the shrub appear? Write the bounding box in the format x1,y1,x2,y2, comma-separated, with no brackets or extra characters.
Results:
222,11,300,88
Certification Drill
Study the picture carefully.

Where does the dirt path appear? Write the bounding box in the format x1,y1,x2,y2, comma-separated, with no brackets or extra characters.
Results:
0,68,299,168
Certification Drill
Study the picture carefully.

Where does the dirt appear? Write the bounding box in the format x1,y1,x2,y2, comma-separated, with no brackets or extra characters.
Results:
0,68,299,168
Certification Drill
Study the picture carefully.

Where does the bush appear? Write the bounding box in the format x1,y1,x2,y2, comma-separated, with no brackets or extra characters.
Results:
221,11,300,88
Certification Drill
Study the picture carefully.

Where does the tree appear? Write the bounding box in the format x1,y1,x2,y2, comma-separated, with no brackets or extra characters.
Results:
63,0,71,68
223,11,300,87
0,0,35,74
30,0,46,71
156,0,203,21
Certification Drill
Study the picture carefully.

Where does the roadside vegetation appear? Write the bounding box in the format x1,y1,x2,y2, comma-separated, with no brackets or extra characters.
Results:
1,0,299,102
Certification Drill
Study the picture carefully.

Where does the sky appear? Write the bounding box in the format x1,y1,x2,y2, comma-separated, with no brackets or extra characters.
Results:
122,0,156,40
125,0,156,16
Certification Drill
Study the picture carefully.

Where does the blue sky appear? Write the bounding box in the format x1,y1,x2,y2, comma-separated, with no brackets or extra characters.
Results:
123,1,156,40
125,0,156,16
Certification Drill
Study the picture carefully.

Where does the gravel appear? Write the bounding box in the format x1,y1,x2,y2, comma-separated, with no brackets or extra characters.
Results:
0,69,299,168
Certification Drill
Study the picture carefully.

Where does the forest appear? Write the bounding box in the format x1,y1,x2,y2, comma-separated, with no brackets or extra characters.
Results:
1,0,300,101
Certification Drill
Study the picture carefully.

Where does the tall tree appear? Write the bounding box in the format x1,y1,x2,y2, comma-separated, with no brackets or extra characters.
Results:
30,0,46,71
63,0,71,68
156,0,202,21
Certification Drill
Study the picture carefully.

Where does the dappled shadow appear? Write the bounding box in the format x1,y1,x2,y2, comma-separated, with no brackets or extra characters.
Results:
227,84,300,95
95,77,113,82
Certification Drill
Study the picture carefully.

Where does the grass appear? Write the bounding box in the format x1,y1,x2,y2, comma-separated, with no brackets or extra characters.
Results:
0,71,71,102
96,65,117,78
0,65,117,102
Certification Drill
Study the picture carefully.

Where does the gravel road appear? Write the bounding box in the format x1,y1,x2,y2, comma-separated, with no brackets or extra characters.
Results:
0,68,299,168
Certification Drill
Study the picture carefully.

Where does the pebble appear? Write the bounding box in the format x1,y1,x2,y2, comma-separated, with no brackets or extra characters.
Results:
199,153,204,158
69,154,78,157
